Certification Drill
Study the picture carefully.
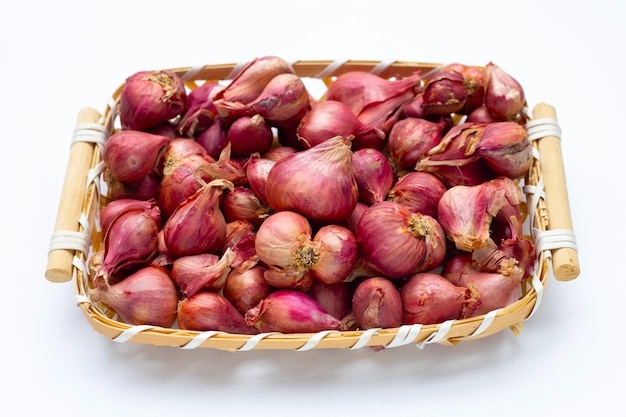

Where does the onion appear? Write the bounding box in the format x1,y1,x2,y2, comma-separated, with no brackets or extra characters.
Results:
177,81,223,137
297,100,383,149
310,224,359,285
171,248,235,297
475,121,532,179
223,264,272,314
95,206,160,284
400,272,477,325
484,62,526,122
195,115,229,160
352,277,402,329
351,148,394,205
102,130,170,183
106,171,161,201
308,279,352,320
422,69,468,115
245,156,275,204
388,117,445,172
119,70,188,131
213,56,295,107
99,198,161,237
223,220,258,270
387,172,447,218
158,153,215,218
437,177,522,252
226,114,274,157
253,210,316,291
326,71,420,136
89,265,178,327
222,186,272,228
356,201,442,279
163,179,233,257
177,291,258,334
265,135,358,224
439,63,485,115
245,290,347,333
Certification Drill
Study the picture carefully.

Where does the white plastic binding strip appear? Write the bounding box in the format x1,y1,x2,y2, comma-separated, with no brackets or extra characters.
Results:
350,328,382,350
236,332,280,351
315,59,348,79
467,309,499,338
296,330,339,351
71,123,108,148
415,320,454,349
533,228,578,252
369,60,395,76
180,65,205,82
225,61,248,81
113,325,158,343
48,213,92,255
181,331,226,349
385,324,423,348
525,118,562,141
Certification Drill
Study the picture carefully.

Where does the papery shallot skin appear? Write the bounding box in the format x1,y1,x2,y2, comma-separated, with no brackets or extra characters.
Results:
351,148,395,205
120,70,188,131
400,273,476,325
171,249,235,298
352,277,402,329
89,266,178,327
387,172,447,218
437,177,522,252
421,69,468,115
177,291,259,334
388,117,445,172
245,290,347,333
177,81,222,137
99,198,161,236
475,121,532,179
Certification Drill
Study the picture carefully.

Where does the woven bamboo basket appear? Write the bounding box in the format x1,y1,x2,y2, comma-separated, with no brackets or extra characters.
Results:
45,60,580,351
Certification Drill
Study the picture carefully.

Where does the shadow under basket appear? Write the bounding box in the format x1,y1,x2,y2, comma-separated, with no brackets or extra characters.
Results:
45,60,580,352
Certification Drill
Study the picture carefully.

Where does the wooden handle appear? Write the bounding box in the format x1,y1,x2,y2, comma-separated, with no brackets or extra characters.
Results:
532,103,580,281
45,108,102,283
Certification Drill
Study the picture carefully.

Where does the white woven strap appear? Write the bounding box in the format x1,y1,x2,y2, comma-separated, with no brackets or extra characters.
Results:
48,213,91,256
526,117,562,141
415,320,454,349
181,331,226,349
315,59,348,79
533,228,578,253
71,123,107,148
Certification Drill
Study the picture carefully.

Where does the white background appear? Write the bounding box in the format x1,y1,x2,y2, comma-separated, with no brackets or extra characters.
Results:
2,0,623,415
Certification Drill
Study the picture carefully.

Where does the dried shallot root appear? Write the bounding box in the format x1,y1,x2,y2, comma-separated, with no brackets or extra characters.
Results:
91,56,537,336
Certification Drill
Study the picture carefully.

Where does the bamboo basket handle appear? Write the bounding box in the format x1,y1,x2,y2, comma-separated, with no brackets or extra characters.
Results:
45,107,102,283
532,103,580,281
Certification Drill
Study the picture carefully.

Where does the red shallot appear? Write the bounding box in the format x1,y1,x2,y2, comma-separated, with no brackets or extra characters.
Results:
352,277,402,329
177,291,258,334
103,130,170,183
89,265,178,327
245,290,347,333
265,135,358,223
351,148,395,205
171,248,236,297
119,70,187,131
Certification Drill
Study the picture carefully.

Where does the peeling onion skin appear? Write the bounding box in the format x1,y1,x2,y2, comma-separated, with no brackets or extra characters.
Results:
387,172,447,218
177,291,259,334
245,290,347,333
89,266,178,328
352,277,403,329
265,135,358,224
120,70,188,131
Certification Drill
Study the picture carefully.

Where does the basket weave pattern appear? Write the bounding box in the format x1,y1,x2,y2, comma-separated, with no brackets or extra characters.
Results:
56,60,572,351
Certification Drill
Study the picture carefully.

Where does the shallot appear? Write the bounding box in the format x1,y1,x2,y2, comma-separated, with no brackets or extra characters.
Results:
89,265,178,327
177,291,258,334
352,277,402,329
351,148,395,205
265,135,358,223
171,248,235,297
103,130,170,183
245,290,347,333
223,264,272,314
119,70,187,131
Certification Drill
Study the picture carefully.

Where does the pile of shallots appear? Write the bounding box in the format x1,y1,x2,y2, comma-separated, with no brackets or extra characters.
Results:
89,56,536,337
